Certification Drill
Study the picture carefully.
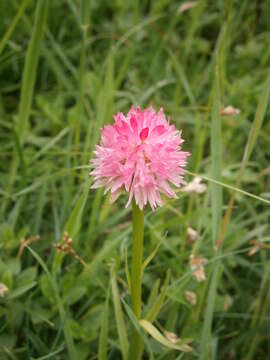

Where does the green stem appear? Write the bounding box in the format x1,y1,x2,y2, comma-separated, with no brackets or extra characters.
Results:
129,201,144,360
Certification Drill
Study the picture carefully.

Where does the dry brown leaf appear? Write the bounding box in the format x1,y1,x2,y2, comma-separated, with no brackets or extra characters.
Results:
248,240,269,256
177,1,198,14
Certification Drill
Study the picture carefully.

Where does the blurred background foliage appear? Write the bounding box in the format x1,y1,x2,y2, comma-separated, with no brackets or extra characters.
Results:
0,0,270,359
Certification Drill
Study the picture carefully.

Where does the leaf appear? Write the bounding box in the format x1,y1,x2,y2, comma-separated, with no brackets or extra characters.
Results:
31,346,64,360
16,0,49,141
210,65,222,244
146,269,170,322
7,282,36,300
142,241,161,273
52,180,90,273
65,286,86,306
111,268,129,360
242,73,270,167
139,320,192,352
79,227,130,282
124,247,131,290
65,181,91,240
40,274,56,304
98,290,110,360
122,299,154,360
27,246,77,359
146,278,160,311
200,58,222,360
166,47,195,105
186,170,270,205
0,0,30,54
17,267,37,286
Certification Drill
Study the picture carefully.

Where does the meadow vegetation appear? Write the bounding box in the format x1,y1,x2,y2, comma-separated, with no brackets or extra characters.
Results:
0,0,270,359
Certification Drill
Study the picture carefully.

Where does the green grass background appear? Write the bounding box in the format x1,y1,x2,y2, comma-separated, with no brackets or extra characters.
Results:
0,0,270,359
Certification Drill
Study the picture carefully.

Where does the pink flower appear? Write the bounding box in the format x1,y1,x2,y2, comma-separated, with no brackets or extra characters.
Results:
90,106,190,210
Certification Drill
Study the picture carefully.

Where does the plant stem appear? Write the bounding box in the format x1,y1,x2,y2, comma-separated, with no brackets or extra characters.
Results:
129,201,144,360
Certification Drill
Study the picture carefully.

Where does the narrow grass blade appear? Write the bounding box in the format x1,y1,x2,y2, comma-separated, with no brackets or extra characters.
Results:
167,47,195,105
210,65,222,244
216,71,270,248
122,299,153,360
2,0,49,216
200,62,222,360
146,269,170,322
111,267,129,360
186,171,270,205
31,346,64,360
33,127,70,161
0,0,30,54
146,279,160,312
76,0,90,164
64,181,91,240
12,128,27,184
124,247,131,290
142,241,161,273
98,290,110,360
27,246,77,359
7,282,36,300
80,227,131,282
52,180,91,273
16,0,49,140
242,73,270,168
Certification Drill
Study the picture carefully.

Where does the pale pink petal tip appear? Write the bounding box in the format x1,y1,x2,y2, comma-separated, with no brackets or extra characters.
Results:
89,106,190,210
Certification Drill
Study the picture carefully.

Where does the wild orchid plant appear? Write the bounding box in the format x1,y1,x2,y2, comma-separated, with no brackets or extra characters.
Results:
90,106,190,359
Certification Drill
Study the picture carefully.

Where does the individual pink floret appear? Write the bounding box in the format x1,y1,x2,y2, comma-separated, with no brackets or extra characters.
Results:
90,106,190,210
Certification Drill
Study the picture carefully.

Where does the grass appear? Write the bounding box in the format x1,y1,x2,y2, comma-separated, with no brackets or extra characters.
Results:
0,1,270,359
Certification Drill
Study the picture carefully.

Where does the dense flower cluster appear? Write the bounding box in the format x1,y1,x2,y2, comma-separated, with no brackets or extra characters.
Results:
90,106,190,210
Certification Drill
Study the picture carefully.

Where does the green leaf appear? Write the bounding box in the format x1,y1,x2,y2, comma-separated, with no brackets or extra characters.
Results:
242,73,270,167
142,241,161,273
124,246,131,290
16,266,37,286
122,299,154,359
65,286,86,306
7,282,36,300
0,0,30,54
40,274,56,304
27,246,77,359
98,290,110,360
145,278,160,311
166,47,195,105
146,269,170,322
17,0,49,141
111,267,129,360
210,65,222,244
200,58,222,360
52,180,90,273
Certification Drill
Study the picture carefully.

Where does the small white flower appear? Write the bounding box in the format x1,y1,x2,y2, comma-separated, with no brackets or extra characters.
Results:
221,106,241,116
187,227,199,242
181,177,207,194
185,291,197,305
0,283,8,297
190,254,208,282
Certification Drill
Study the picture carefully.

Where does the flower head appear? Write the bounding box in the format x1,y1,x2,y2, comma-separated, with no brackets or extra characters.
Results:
90,106,190,210
0,283,8,297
